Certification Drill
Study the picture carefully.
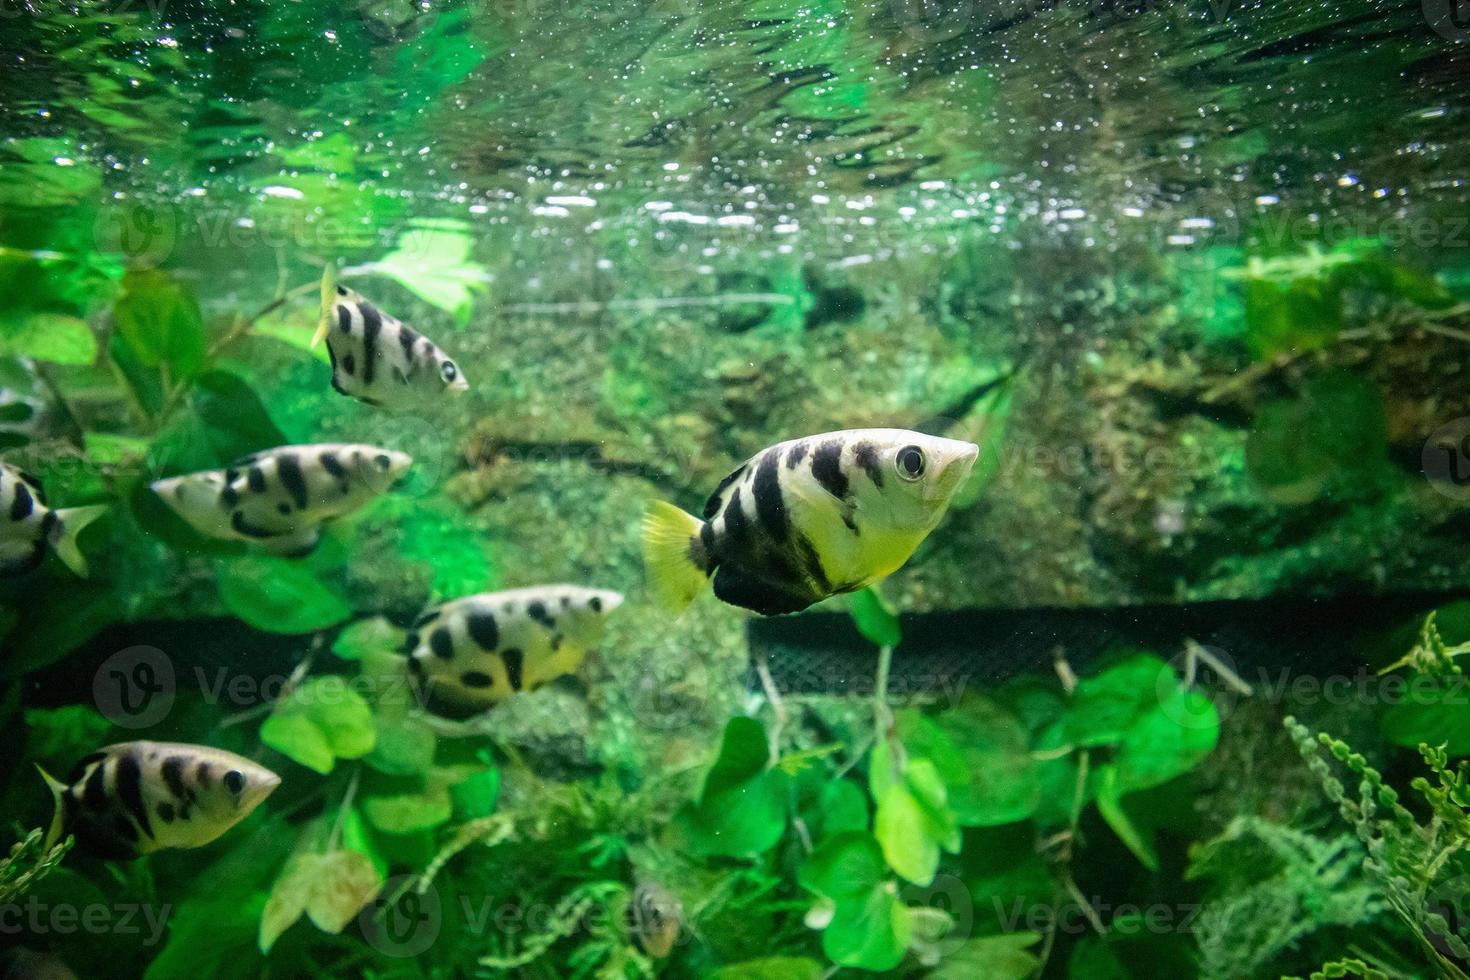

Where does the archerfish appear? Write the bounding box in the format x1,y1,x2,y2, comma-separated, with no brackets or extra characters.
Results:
642,429,979,616
39,741,280,860
312,265,469,409
405,584,625,713
151,443,412,557
0,463,106,577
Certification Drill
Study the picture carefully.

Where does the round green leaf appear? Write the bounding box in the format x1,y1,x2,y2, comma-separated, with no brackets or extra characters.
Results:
217,557,353,635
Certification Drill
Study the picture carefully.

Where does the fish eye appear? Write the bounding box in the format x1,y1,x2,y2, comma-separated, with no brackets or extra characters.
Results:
895,445,926,481
441,361,458,383
335,286,347,297
224,770,246,794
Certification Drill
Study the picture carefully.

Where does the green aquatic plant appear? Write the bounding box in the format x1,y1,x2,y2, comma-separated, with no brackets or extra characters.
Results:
0,828,71,905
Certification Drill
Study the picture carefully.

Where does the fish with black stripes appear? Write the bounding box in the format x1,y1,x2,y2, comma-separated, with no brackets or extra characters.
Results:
0,462,106,577
39,741,280,859
404,584,625,713
150,443,412,557
312,266,469,409
642,429,979,616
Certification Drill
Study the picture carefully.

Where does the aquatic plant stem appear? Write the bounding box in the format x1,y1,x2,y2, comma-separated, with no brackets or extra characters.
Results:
326,768,360,853
753,650,787,758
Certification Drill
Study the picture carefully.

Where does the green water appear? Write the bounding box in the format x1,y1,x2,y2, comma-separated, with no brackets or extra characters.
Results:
2,1,1470,978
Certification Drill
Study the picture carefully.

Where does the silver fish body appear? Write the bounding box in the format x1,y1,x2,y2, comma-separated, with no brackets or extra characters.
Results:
42,741,280,859
405,584,624,711
315,269,469,409
0,463,105,577
643,428,979,616
151,443,412,556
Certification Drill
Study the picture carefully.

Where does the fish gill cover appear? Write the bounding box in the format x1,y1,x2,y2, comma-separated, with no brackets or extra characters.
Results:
0,0,1469,977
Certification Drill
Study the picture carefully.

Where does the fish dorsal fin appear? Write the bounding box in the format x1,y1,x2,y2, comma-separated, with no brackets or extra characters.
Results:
702,460,751,520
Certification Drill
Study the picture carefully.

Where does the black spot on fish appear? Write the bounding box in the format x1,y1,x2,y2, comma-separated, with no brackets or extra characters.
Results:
406,656,424,676
413,609,437,627
342,353,357,376
786,442,808,469
231,511,278,540
161,756,190,801
320,451,346,480
704,463,749,520
560,596,572,608
527,601,554,629
360,303,382,385
811,440,849,501
853,441,883,488
466,610,499,650
795,532,832,593
752,451,789,543
220,482,240,509
336,286,348,298
460,671,494,689
337,305,351,333
402,631,420,654
724,486,750,543
113,750,153,839
82,763,108,810
399,326,418,360
67,752,107,784
9,481,33,521
278,503,291,515
713,563,817,616
247,466,267,492
276,454,309,511
113,815,139,842
195,762,211,786
501,648,524,691
430,627,455,659
551,634,562,651
157,802,175,824
589,595,603,613
374,453,391,471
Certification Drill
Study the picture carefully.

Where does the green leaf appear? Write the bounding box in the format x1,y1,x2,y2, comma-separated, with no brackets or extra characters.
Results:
364,715,437,776
848,586,900,648
800,831,887,902
1,585,121,677
0,312,96,364
929,700,1040,826
706,957,823,980
450,764,501,820
260,676,376,774
217,557,353,635
1094,765,1159,871
373,219,487,324
190,370,286,463
929,933,1042,980
333,616,404,661
1065,654,1170,747
112,269,206,377
363,784,453,834
259,849,382,952
681,716,789,858
1114,685,1219,793
1383,683,1470,756
814,778,868,839
873,757,959,885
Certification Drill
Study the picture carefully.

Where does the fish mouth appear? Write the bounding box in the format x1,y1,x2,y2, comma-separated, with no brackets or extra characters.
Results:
598,590,626,613
929,438,980,500
243,771,283,812
449,377,471,395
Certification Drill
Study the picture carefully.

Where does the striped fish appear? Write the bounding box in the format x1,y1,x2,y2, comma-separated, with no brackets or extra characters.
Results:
405,584,624,713
627,880,682,958
39,741,280,859
642,429,979,616
312,266,469,409
151,443,412,557
0,463,106,577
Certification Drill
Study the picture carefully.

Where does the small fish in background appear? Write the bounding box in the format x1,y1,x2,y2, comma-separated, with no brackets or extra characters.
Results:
312,265,469,409
39,741,280,860
405,585,625,713
642,428,979,616
151,443,413,557
0,463,106,577
626,879,682,959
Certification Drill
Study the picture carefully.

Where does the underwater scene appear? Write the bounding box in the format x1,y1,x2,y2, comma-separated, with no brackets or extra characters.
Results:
2,0,1470,977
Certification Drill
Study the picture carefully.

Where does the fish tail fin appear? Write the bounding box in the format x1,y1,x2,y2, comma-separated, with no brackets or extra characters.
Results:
641,500,711,615
37,765,69,850
50,505,106,578
313,263,337,349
